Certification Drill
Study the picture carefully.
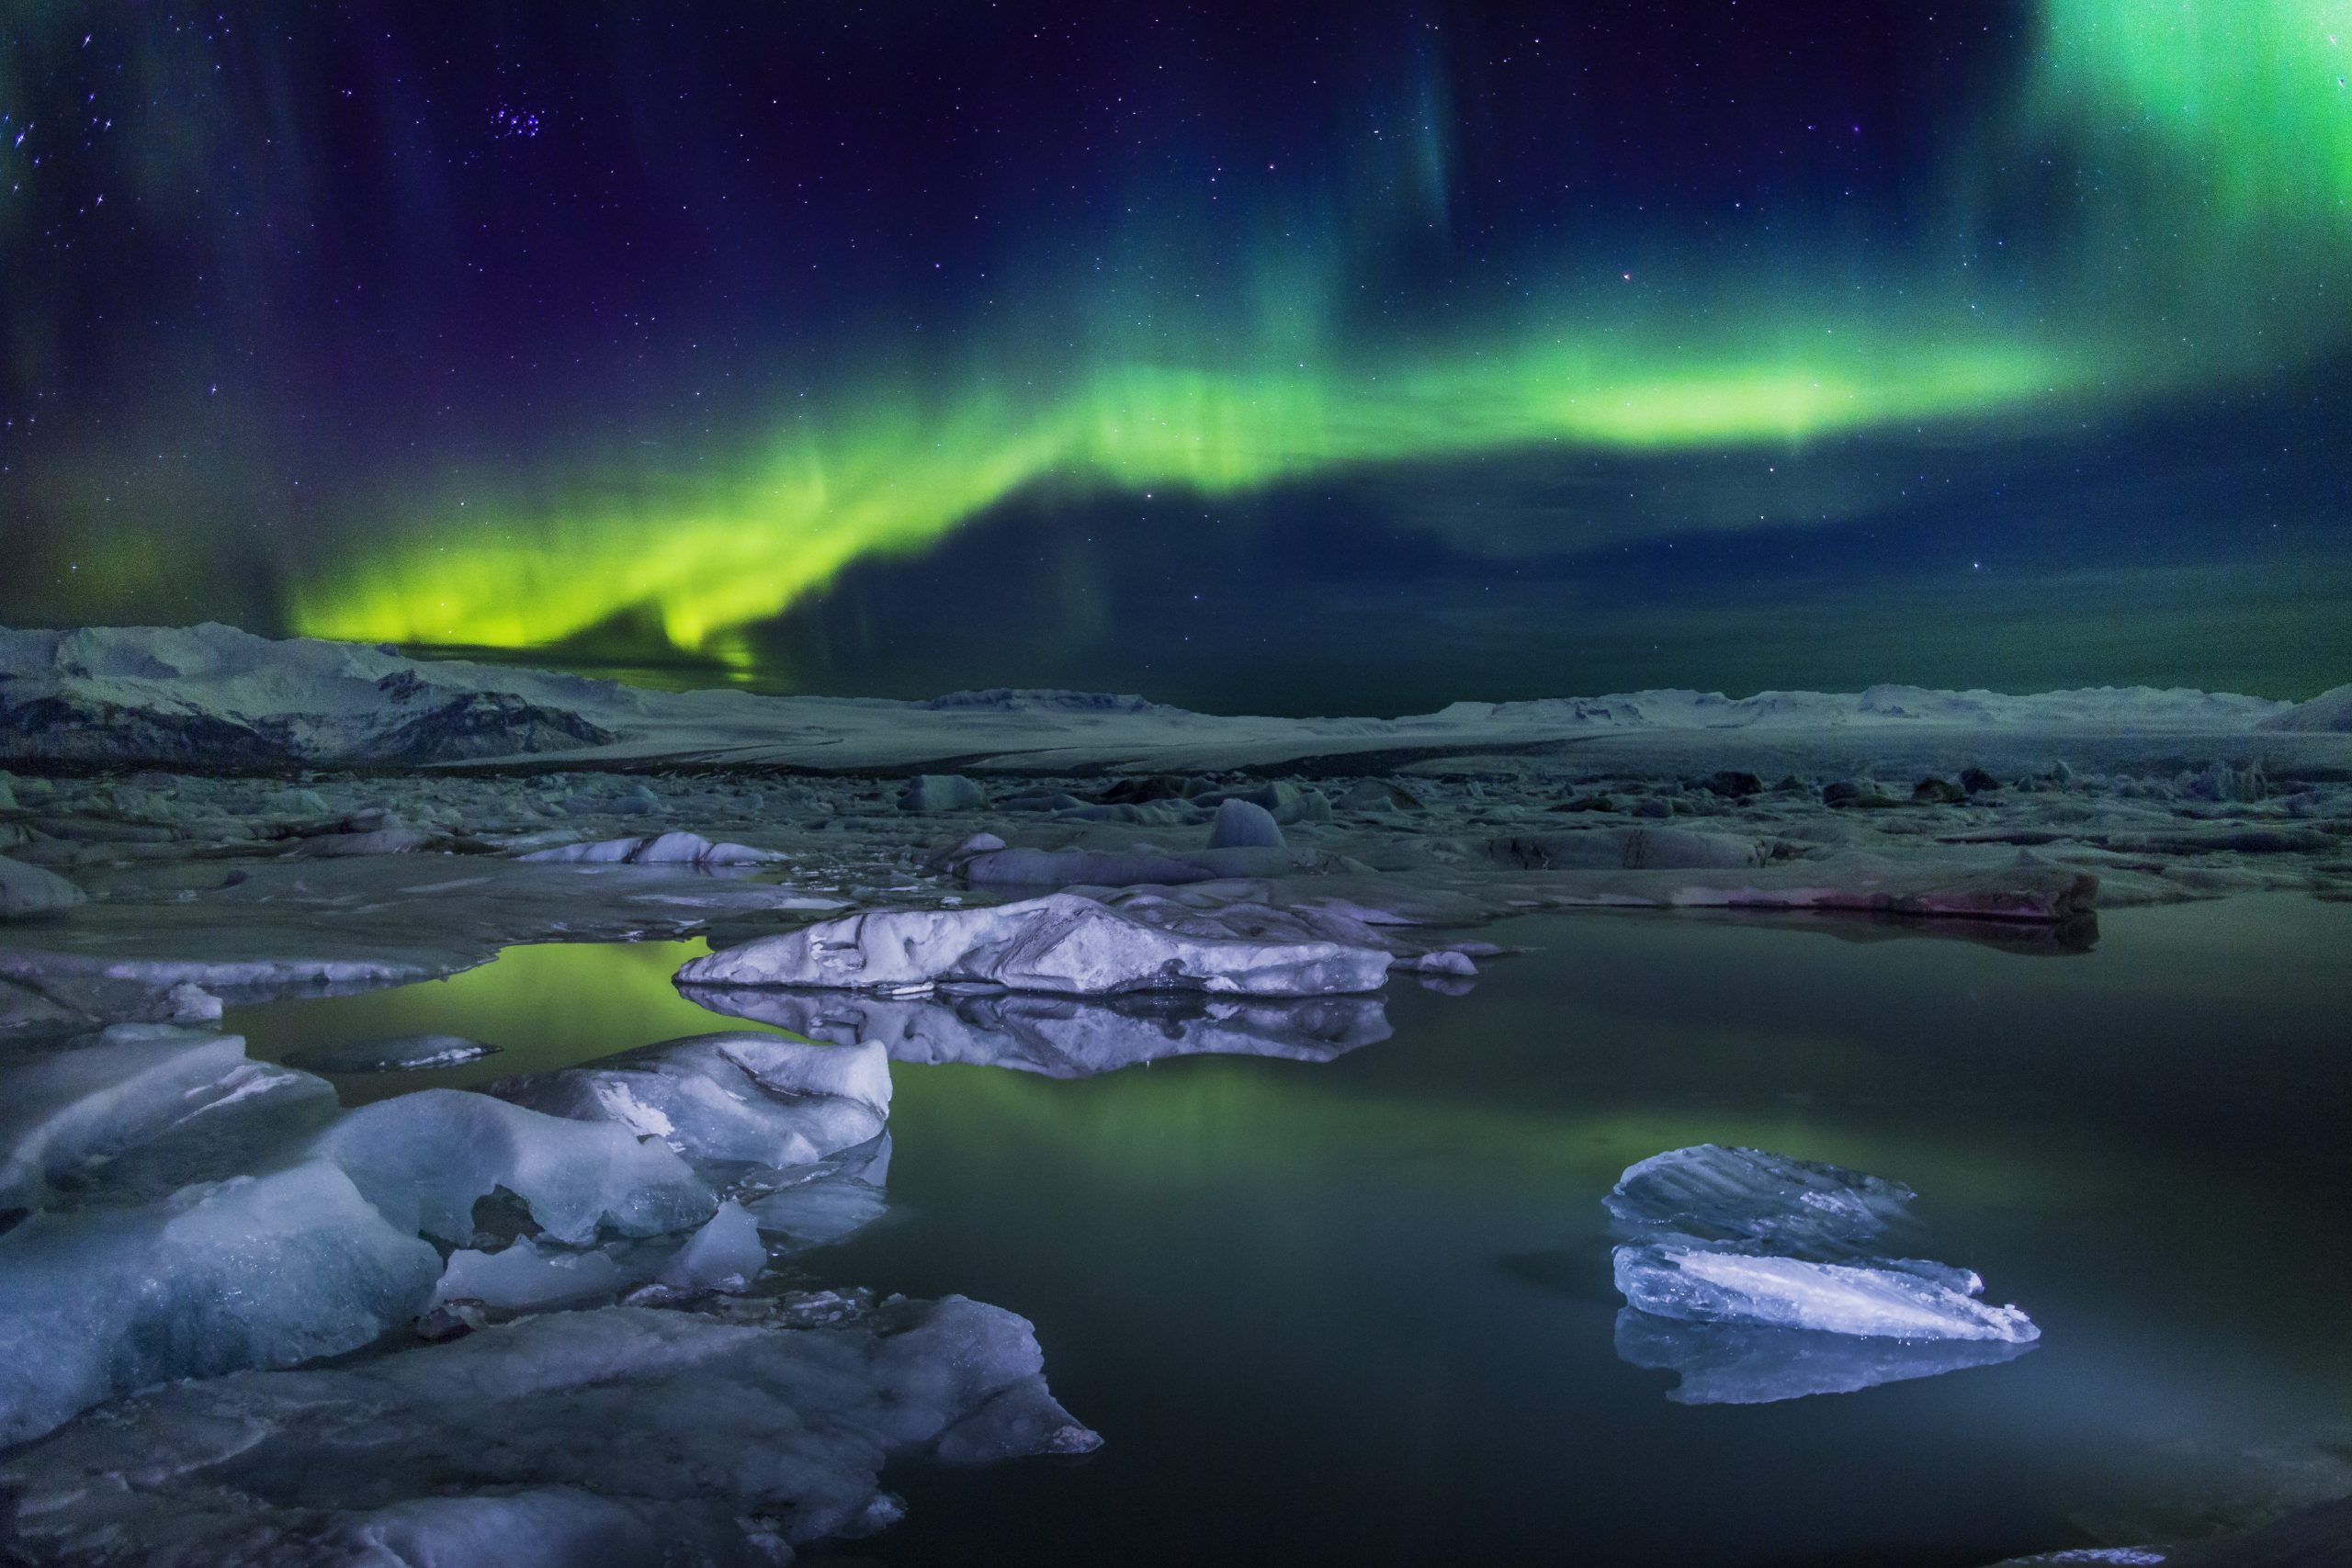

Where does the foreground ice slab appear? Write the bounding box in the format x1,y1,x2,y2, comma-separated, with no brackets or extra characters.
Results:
677,891,1393,997
312,1088,716,1245
0,1292,1101,1567
0,1158,441,1445
489,1032,890,1172
1612,1308,2036,1405
689,985,1391,1077
1608,1144,2039,1386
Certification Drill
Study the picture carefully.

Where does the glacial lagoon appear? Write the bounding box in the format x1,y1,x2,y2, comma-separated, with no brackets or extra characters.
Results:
211,896,2352,1565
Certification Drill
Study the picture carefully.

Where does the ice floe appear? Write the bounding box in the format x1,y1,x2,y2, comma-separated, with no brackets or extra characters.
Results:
677,890,1395,997
0,1291,1100,1566
1606,1145,2039,1402
488,1031,891,1172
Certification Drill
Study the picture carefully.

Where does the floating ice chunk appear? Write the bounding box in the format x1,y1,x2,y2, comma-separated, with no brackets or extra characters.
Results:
742,1139,892,1252
1613,1245,2040,1343
1606,1143,1916,1255
312,1089,715,1246
899,773,987,812
655,1199,767,1292
489,1032,889,1171
1607,1143,2040,1363
676,892,1392,997
0,1292,1099,1564
1207,797,1284,849
428,1233,641,1316
286,1032,500,1074
518,830,774,865
0,1025,336,1212
692,986,1390,1077
0,1159,440,1445
0,855,85,919
1611,1308,2035,1405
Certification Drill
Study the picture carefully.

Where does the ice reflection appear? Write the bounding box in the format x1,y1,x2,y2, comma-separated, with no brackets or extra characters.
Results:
1614,1308,2037,1405
681,985,1392,1077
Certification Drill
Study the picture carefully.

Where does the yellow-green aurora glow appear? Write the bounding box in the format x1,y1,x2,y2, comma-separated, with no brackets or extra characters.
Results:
288,0,2352,663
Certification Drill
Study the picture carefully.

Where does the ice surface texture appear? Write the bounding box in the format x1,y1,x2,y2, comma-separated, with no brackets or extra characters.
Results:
312,1088,716,1245
1612,1245,2040,1343
0,1292,1102,1567
490,1031,891,1171
518,829,775,865
1607,1143,2039,1397
0,854,85,919
677,891,1393,997
0,1024,335,1211
0,1158,441,1445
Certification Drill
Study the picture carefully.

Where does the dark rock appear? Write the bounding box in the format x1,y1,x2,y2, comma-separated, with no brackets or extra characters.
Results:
1958,766,2002,795
1699,771,1765,799
1911,776,1966,806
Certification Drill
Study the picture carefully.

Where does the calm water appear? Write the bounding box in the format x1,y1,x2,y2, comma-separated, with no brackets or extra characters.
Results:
226,896,2352,1566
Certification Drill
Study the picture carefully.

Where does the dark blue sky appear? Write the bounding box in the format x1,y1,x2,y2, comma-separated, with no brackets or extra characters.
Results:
3,2,2346,707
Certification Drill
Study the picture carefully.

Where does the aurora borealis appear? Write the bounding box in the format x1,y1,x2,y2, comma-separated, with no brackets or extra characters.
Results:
5,1,2349,705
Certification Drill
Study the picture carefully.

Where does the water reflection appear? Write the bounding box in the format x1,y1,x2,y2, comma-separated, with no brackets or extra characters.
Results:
684,986,1392,1077
1613,1307,2038,1405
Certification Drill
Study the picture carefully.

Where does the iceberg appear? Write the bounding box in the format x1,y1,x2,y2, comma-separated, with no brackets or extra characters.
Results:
0,1292,1100,1566
487,1031,890,1172
311,1088,716,1246
1607,1144,2040,1374
0,1025,336,1212
1605,1142,1916,1254
0,1158,441,1445
676,891,1393,997
0,854,85,919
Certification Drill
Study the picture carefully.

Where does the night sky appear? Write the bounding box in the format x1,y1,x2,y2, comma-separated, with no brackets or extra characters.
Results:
4,2,2348,712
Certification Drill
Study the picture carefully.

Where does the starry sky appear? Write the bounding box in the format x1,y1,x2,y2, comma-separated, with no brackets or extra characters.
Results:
4,1,2348,711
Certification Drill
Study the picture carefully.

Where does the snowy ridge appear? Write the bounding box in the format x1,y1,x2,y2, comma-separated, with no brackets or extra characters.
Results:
0,621,2320,772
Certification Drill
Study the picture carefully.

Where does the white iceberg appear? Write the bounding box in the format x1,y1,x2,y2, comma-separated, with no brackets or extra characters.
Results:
311,1088,716,1246
675,891,1393,997
488,1032,890,1171
0,1292,1100,1565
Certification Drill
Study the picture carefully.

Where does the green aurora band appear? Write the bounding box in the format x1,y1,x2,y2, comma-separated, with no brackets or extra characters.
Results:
290,0,2352,666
